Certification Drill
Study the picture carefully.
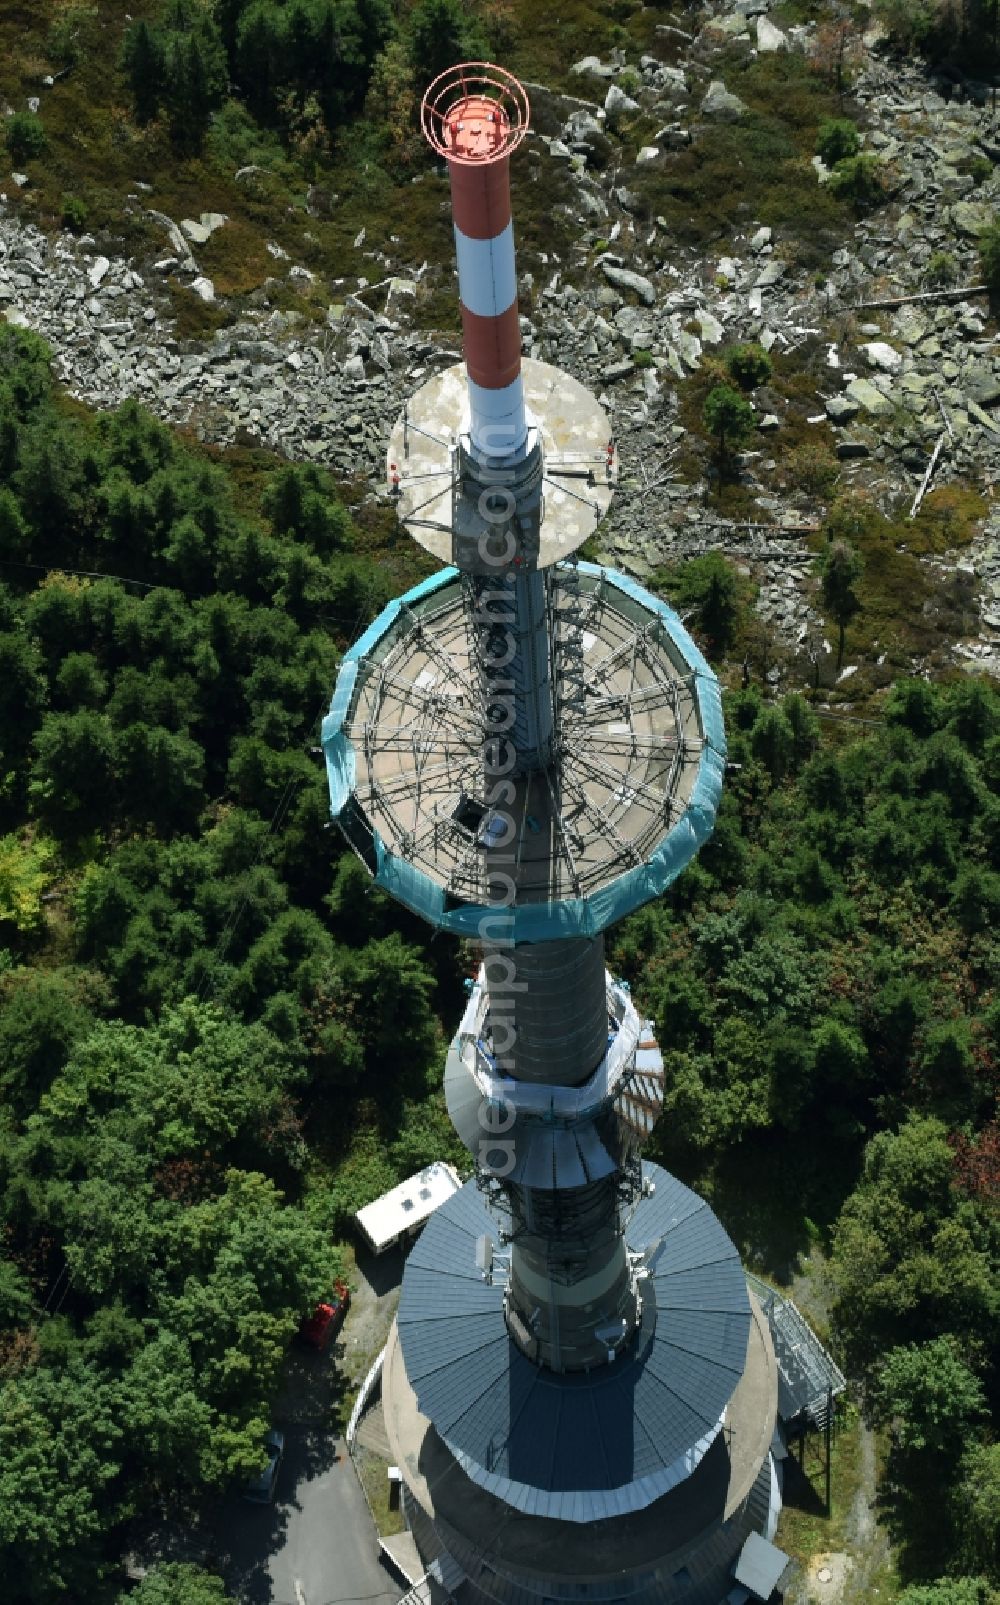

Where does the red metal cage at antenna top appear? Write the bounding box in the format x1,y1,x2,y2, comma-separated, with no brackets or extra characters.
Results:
421,62,530,165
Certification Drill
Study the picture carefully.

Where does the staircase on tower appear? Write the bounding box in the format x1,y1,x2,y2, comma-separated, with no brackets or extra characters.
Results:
746,1271,847,1432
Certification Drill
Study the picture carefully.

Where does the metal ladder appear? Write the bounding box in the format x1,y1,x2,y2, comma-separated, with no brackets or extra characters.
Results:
550,557,588,743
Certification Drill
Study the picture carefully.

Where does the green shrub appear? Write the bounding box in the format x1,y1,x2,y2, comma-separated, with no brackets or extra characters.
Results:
47,3,98,69
726,343,773,389
630,54,852,269
785,442,839,499
924,250,957,287
897,1582,995,1605
828,153,885,206
979,218,1000,292
205,99,293,183
960,153,993,186
5,113,47,162
118,1564,231,1605
633,348,654,369
816,117,860,166
0,834,57,935
60,195,89,234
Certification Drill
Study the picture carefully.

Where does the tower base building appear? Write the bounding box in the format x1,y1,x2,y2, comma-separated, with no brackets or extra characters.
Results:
383,1164,781,1604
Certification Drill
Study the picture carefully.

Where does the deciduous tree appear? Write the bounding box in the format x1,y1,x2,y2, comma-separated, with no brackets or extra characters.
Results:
870,1336,986,1457
118,1565,232,1605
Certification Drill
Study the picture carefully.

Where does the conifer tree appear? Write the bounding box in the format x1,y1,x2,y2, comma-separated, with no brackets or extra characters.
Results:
122,20,165,126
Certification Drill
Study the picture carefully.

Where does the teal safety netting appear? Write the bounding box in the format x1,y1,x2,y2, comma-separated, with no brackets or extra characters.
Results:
321,562,726,940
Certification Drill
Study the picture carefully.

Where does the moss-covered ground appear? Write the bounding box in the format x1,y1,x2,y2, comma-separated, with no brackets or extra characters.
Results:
0,1,865,339
627,49,858,266
778,1411,902,1605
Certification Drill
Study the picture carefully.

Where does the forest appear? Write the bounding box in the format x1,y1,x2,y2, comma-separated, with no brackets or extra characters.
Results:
0,0,996,1601
0,311,995,1600
0,323,461,1602
118,0,495,158
615,674,1000,1598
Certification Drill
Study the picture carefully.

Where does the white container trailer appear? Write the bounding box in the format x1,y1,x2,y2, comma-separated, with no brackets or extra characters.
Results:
355,1161,462,1255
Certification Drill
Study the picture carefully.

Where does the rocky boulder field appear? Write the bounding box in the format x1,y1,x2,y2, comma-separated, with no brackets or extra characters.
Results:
3,4,1000,684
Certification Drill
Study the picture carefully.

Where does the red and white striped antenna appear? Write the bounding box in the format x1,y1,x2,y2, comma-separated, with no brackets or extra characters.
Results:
421,63,531,462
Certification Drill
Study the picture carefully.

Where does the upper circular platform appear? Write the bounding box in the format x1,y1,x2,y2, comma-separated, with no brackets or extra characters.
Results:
388,358,617,570
422,63,530,164
394,1162,752,1524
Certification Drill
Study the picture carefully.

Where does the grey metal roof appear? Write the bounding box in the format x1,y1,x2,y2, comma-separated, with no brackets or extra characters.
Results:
396,1161,751,1523
444,1053,618,1188
733,1532,790,1600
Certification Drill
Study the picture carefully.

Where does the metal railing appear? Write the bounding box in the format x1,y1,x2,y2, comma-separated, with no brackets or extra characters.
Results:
746,1272,846,1427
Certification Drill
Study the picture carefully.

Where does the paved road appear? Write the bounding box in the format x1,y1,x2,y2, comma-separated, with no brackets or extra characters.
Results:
136,1255,409,1604
275,1432,402,1605
209,1330,403,1605
217,1425,403,1605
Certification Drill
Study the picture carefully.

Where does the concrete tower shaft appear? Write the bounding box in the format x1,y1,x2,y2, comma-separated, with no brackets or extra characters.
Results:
422,64,530,462
485,935,608,1087
469,564,554,772
482,931,633,1371
505,1168,637,1372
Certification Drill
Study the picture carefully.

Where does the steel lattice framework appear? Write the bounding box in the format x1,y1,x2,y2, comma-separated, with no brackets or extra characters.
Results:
333,564,717,912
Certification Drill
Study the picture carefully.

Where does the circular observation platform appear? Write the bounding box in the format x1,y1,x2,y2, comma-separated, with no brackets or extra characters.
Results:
321,563,725,942
391,1163,754,1524
388,358,618,569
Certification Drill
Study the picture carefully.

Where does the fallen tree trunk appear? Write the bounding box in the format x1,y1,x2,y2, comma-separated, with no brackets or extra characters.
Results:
853,284,989,311
909,432,947,518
